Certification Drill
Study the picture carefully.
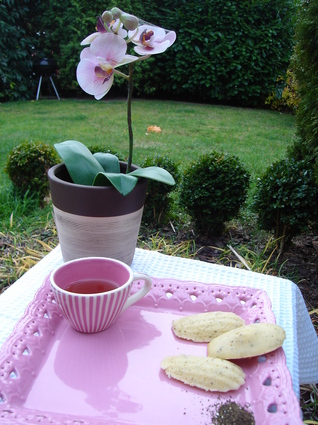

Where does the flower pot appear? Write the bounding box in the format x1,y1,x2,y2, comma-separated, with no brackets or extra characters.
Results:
48,163,148,265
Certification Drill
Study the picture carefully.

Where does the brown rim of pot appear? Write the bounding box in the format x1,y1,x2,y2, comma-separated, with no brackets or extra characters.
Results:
48,163,148,217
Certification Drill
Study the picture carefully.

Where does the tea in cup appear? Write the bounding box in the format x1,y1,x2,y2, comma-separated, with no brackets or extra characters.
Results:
50,257,152,333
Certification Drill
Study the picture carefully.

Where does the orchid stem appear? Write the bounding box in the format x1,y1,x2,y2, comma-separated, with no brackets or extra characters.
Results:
113,69,129,79
127,63,134,173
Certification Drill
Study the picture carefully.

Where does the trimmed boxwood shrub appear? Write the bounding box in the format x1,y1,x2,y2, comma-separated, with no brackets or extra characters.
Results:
251,158,318,252
179,151,250,236
141,155,180,226
5,141,59,200
87,144,124,161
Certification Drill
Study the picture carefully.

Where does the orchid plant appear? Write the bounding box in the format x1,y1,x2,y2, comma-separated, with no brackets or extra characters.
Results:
54,7,177,196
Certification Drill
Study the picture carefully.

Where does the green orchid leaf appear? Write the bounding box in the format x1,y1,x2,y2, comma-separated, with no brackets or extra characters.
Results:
55,140,104,185
130,166,175,185
93,153,120,173
93,172,138,196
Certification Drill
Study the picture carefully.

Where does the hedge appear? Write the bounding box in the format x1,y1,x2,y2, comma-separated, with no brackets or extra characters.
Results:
1,0,297,105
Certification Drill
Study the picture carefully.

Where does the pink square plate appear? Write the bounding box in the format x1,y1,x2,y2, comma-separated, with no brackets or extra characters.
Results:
0,275,302,424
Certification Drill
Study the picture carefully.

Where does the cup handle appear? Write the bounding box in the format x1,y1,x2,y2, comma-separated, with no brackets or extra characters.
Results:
122,272,152,311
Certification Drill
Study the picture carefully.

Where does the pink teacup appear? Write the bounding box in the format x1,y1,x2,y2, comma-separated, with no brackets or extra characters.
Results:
50,257,152,333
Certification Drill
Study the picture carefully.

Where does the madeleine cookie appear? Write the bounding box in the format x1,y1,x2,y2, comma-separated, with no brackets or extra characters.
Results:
172,311,245,342
207,323,286,359
161,355,245,392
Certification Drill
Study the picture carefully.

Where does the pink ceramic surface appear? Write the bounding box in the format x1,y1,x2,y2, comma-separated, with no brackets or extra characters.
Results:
0,276,302,425
50,257,152,333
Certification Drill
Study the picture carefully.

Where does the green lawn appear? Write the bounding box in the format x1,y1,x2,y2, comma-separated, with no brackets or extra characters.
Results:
0,99,295,189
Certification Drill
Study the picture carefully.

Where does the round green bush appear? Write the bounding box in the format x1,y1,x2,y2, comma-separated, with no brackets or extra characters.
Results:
179,151,250,236
87,144,124,161
251,158,318,250
140,155,180,225
5,141,59,200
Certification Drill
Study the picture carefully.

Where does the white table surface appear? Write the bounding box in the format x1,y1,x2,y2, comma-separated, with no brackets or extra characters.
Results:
1,245,318,399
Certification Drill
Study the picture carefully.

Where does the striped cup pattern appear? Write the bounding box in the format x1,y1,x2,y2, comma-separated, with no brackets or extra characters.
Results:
51,284,131,333
50,257,152,333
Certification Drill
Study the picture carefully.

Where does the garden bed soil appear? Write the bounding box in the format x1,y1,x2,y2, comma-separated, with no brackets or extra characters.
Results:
194,230,318,312
152,223,318,313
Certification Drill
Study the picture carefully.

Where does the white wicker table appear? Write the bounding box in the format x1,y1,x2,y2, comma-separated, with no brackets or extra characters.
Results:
0,245,317,400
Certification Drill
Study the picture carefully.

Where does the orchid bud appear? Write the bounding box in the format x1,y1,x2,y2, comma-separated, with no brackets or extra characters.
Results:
111,7,122,19
121,13,139,31
97,16,107,33
102,10,113,24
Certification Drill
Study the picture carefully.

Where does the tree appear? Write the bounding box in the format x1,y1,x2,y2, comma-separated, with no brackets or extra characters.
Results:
290,0,318,176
